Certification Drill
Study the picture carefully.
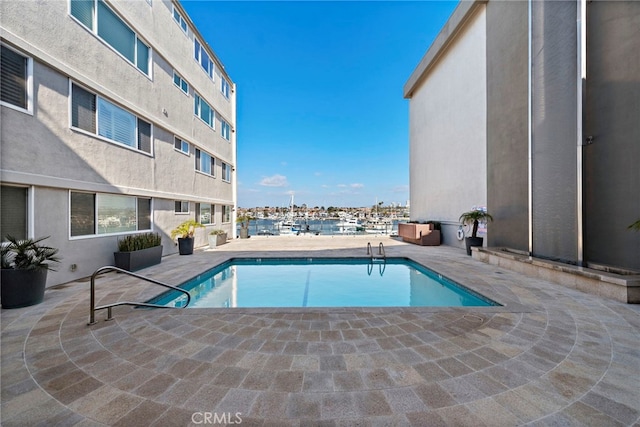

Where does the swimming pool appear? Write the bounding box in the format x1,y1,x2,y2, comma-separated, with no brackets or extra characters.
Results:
150,258,499,308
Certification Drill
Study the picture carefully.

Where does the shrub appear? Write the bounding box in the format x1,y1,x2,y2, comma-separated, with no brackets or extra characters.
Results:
117,233,162,252
209,229,226,235
1,235,60,271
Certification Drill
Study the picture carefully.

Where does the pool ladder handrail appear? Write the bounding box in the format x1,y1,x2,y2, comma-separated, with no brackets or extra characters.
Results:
89,266,191,325
367,242,386,260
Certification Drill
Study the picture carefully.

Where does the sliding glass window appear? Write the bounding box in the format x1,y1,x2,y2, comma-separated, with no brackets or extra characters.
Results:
71,83,152,154
70,192,152,237
70,0,150,76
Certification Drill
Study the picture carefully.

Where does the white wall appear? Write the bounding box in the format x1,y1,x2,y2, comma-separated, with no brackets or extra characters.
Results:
409,6,487,235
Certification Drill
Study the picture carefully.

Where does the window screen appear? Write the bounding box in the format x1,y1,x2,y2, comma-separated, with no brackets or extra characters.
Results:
1,186,27,241
70,0,95,29
137,118,151,153
70,192,96,237
0,46,28,109
71,84,97,132
137,198,151,230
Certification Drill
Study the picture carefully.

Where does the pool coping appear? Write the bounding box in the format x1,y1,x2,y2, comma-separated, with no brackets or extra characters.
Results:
135,253,530,319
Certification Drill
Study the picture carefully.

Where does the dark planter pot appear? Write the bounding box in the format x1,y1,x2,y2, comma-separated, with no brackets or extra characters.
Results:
1,268,48,309
465,236,484,256
239,228,249,239
178,237,195,255
114,245,163,271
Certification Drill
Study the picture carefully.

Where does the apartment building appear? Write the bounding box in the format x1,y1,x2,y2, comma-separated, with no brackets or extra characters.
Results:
1,0,237,286
404,0,639,271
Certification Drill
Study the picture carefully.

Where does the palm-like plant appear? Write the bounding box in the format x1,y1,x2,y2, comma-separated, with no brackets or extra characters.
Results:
1,236,60,271
236,215,254,229
629,219,640,231
459,210,494,238
171,220,204,240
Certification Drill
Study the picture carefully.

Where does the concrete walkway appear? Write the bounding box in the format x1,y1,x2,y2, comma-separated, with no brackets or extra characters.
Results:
2,236,639,426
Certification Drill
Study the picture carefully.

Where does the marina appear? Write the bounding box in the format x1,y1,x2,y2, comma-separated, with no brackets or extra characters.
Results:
238,217,399,237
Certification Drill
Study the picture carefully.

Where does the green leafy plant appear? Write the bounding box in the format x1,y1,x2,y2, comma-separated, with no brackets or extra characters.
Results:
171,220,204,240
236,215,254,229
117,233,162,252
1,235,60,271
459,210,494,238
629,219,640,231
209,229,226,236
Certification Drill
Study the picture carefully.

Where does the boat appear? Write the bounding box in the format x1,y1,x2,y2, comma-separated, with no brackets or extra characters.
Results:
364,216,393,234
336,217,365,233
277,195,300,234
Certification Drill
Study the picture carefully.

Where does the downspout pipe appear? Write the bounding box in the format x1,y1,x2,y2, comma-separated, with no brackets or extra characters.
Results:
528,0,533,256
576,0,586,266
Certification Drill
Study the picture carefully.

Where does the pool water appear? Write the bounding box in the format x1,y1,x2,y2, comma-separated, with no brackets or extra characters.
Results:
151,258,499,308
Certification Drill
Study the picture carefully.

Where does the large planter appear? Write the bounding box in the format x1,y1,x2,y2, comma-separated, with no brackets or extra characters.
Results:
239,228,249,239
208,233,227,249
1,268,48,309
465,237,484,256
114,245,162,271
178,237,195,255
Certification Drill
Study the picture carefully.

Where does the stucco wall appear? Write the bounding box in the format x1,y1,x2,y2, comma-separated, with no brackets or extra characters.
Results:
485,1,529,250
408,5,487,248
584,0,640,270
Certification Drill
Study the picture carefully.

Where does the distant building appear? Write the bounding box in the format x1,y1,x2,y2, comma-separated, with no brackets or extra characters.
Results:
1,0,237,286
404,0,639,270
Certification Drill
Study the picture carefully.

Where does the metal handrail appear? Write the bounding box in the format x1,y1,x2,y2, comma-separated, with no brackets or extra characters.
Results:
378,242,386,259
89,266,191,325
367,242,386,259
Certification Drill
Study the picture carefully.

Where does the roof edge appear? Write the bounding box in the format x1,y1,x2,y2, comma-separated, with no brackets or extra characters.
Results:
403,0,488,99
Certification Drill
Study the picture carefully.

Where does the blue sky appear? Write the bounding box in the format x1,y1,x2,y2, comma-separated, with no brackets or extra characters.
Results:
181,1,458,209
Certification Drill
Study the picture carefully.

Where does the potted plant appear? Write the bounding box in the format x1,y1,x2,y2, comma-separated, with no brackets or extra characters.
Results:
171,220,204,255
114,232,162,271
236,215,253,239
208,229,227,249
459,209,494,255
1,235,60,309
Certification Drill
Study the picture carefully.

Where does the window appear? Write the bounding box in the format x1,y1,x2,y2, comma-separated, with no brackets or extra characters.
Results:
172,4,188,33
71,83,152,154
70,0,151,76
195,148,215,176
174,200,189,214
174,136,189,155
1,45,32,113
194,93,214,128
221,77,230,99
221,162,231,182
70,191,151,237
173,71,189,95
196,203,213,225
222,205,231,223
1,186,28,241
221,120,230,141
194,38,213,78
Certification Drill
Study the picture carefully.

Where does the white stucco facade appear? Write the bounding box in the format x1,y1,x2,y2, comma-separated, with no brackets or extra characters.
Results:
1,0,237,286
406,4,487,245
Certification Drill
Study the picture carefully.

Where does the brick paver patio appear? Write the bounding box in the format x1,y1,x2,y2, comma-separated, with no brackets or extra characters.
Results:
2,236,639,426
